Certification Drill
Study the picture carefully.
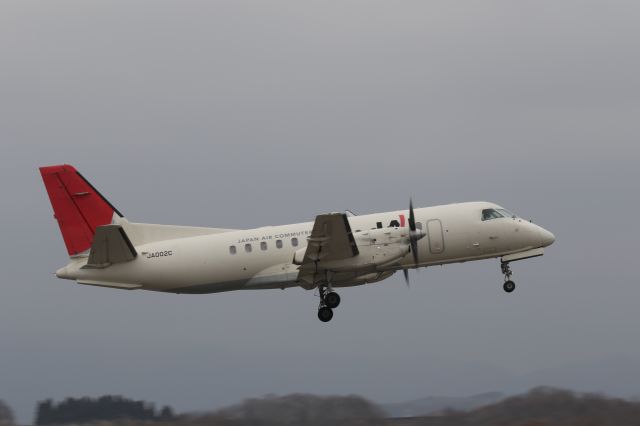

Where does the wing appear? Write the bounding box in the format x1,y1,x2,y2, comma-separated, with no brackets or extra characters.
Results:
297,213,359,287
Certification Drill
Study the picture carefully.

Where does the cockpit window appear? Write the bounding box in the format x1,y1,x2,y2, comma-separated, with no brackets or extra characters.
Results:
482,208,516,221
497,208,516,218
482,209,504,221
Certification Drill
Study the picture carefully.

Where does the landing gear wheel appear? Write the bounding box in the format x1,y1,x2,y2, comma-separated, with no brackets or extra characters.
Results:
500,262,516,293
318,307,334,322
503,280,516,293
324,292,341,309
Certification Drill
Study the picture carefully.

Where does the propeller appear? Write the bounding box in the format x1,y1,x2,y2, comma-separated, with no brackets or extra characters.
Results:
408,198,419,265
403,197,425,287
403,269,410,287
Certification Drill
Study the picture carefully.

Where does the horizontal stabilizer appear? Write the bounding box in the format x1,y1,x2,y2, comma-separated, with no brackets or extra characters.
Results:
84,225,137,268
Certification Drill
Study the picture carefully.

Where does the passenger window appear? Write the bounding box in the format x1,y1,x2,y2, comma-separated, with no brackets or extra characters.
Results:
276,239,283,249
244,243,252,253
260,241,267,251
291,237,299,247
482,209,504,221
229,245,236,255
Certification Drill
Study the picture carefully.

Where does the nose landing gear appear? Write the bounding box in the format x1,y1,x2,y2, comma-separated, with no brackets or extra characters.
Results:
317,285,341,322
501,262,516,293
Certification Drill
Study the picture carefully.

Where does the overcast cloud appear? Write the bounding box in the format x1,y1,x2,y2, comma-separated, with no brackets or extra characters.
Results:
1,1,639,423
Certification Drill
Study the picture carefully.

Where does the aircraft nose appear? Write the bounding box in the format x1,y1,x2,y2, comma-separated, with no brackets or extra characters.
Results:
539,227,556,247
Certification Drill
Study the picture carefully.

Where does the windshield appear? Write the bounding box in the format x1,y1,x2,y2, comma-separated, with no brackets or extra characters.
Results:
482,208,517,221
497,208,516,218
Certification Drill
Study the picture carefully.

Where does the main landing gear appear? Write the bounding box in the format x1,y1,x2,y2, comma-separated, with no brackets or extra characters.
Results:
501,262,516,293
317,285,341,322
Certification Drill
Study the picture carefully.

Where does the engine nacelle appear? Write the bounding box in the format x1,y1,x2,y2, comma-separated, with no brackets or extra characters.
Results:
354,244,410,269
315,227,412,272
353,270,396,284
357,227,412,246
293,226,419,272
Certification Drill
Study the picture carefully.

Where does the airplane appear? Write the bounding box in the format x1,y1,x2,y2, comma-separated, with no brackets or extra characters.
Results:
40,164,555,322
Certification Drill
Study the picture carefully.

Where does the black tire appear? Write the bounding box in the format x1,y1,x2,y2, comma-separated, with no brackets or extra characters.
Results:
317,307,334,322
503,280,516,293
324,292,341,309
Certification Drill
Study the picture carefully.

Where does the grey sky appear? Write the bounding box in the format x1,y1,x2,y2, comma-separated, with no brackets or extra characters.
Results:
1,0,639,423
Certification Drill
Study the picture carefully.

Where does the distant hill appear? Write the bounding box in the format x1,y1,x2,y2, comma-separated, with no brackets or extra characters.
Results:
436,387,640,426
203,393,384,425
381,392,504,417
510,356,640,398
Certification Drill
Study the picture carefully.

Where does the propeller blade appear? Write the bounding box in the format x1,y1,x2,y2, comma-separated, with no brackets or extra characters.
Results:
408,197,419,265
403,269,410,287
408,197,416,232
410,237,419,265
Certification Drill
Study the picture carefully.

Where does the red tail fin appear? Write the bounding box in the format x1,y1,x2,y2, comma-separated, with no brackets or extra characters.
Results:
40,164,123,256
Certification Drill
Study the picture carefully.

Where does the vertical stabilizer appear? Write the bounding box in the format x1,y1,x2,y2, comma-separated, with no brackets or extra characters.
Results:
39,164,123,256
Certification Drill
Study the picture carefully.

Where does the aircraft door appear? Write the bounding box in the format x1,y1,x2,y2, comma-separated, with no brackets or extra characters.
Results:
427,219,445,254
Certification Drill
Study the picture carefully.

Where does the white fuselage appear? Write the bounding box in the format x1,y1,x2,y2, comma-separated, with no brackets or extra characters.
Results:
56,201,555,293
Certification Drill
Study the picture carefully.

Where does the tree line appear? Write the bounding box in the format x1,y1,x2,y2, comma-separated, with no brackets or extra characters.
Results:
35,396,175,425
0,400,13,426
